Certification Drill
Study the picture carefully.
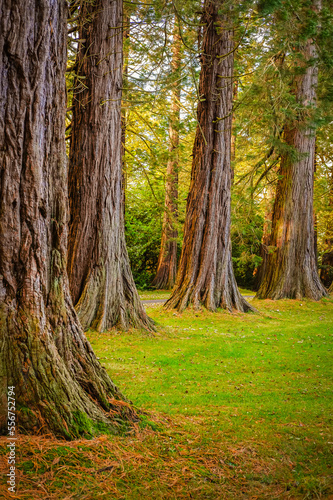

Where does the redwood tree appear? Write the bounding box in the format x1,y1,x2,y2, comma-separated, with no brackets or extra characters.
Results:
165,0,253,312
152,22,181,290
256,1,327,300
254,188,274,291
0,0,133,438
67,0,153,331
320,164,333,288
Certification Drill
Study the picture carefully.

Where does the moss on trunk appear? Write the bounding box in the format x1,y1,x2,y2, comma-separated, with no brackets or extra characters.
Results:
0,0,138,439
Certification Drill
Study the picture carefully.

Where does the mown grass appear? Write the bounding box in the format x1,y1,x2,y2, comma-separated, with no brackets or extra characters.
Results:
139,289,172,300
1,296,332,499
138,287,254,300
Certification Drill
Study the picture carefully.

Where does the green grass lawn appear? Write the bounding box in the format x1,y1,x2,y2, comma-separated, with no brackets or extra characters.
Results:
139,287,254,300
1,297,332,499
139,289,173,300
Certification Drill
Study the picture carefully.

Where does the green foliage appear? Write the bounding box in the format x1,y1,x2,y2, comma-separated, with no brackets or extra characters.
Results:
231,196,264,289
257,0,284,15
69,0,333,289
231,0,333,279
125,189,163,289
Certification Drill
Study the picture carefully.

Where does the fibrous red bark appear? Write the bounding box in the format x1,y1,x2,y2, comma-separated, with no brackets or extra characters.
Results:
0,0,134,438
254,187,275,291
152,22,181,290
320,165,333,289
256,1,327,301
67,0,153,332
165,0,253,313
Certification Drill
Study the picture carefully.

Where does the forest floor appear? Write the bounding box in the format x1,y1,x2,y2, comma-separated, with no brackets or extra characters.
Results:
1,295,333,499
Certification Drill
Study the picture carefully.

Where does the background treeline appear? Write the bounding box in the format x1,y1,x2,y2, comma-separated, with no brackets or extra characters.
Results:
101,0,333,290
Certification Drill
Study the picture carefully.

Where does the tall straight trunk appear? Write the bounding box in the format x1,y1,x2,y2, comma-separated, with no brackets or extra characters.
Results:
320,165,333,288
256,2,327,300
230,80,238,181
152,22,181,290
121,4,131,214
67,0,153,332
254,187,275,290
0,0,132,438
314,140,318,263
325,165,333,249
165,0,253,313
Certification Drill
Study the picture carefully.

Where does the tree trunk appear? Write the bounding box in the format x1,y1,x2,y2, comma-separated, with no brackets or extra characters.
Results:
0,0,135,439
152,22,181,290
230,80,238,181
165,0,253,313
324,165,333,249
256,3,327,300
67,0,153,332
121,3,131,216
314,140,318,263
254,187,275,291
320,164,333,288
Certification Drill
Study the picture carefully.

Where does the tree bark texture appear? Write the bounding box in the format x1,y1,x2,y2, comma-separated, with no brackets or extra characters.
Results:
0,0,135,438
230,80,238,181
67,0,153,332
152,23,181,290
165,0,253,313
324,165,333,249
320,164,333,288
121,3,131,215
256,4,327,300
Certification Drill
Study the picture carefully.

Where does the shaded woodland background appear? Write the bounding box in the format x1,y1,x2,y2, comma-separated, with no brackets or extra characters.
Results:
92,0,333,293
